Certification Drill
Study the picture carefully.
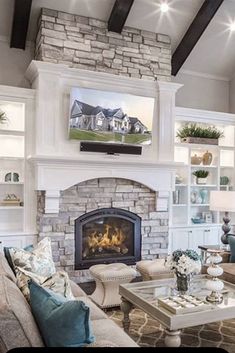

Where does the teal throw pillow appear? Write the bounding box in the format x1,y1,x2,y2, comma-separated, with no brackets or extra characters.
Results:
29,280,94,347
228,235,235,263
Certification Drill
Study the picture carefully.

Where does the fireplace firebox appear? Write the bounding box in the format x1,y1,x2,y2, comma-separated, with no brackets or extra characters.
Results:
75,208,141,269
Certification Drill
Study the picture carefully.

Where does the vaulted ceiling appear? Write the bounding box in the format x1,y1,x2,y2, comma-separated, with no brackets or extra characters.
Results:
1,0,235,80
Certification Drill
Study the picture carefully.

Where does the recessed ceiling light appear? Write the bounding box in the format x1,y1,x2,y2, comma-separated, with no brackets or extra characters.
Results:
230,22,235,31
160,3,169,13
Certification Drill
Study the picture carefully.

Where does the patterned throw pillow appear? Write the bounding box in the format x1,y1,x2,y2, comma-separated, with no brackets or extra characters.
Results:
8,237,74,301
9,237,56,300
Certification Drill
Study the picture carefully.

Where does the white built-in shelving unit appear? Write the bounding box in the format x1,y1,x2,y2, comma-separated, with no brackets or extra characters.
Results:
169,107,235,253
0,86,37,249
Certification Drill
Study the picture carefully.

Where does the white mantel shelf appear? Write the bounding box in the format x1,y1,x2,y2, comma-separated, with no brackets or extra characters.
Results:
28,154,180,192
28,155,182,168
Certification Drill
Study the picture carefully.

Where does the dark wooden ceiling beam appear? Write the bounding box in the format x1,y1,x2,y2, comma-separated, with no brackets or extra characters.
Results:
10,0,32,50
172,0,224,76
108,0,135,33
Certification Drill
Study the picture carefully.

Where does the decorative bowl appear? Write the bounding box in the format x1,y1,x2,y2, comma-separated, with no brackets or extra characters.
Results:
191,218,205,224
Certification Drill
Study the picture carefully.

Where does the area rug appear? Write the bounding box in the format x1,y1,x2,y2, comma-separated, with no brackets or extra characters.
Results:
107,308,235,352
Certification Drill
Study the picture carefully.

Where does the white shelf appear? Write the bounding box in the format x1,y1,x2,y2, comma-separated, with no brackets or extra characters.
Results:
175,184,187,187
172,204,187,207
0,129,24,136
0,156,24,161
190,204,209,207
190,165,217,169
175,142,219,150
190,184,217,187
0,182,24,185
0,206,24,210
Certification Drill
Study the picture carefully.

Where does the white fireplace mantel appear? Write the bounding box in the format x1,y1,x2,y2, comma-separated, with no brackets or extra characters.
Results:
28,155,181,213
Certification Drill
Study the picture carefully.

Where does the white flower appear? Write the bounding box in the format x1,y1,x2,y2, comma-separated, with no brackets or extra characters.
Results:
164,252,201,276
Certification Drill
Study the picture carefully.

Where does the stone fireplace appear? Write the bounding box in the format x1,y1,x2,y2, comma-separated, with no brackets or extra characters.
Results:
37,178,170,282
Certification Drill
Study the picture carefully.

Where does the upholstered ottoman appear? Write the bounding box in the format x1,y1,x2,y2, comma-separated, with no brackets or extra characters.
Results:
136,259,173,281
89,263,137,308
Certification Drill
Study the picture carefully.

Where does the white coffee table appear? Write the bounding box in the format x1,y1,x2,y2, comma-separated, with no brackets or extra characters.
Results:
119,274,235,347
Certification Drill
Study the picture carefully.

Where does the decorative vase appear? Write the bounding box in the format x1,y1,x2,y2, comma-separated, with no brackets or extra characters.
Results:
197,177,207,184
202,151,213,165
220,176,229,186
176,274,190,294
191,154,202,165
190,191,197,204
199,189,208,204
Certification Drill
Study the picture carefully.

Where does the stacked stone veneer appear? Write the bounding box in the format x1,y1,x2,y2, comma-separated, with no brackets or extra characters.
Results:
37,178,169,282
35,8,171,81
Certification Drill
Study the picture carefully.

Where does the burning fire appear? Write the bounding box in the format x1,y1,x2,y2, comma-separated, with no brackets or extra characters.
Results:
83,224,128,257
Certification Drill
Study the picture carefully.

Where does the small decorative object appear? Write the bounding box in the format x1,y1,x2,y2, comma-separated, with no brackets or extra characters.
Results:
175,174,183,184
205,249,224,304
0,193,21,206
158,295,213,314
176,123,223,145
202,212,212,223
13,172,19,182
190,190,197,204
165,250,201,294
220,176,229,186
4,172,12,182
173,190,180,204
4,172,20,183
199,189,208,204
210,191,235,245
0,110,7,125
192,170,209,185
191,154,202,165
202,151,213,165
191,217,205,224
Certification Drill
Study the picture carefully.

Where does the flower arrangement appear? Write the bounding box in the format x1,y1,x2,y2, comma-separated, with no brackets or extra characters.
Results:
165,249,201,277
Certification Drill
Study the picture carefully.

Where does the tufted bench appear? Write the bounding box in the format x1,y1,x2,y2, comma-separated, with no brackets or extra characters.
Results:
136,259,173,281
89,263,137,308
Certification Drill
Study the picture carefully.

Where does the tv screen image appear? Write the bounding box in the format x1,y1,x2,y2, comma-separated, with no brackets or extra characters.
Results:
69,87,154,145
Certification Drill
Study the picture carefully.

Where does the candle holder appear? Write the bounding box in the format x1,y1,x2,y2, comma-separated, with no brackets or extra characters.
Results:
205,249,224,304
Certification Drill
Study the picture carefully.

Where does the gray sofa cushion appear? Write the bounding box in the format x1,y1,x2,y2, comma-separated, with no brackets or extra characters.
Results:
92,318,139,347
0,254,16,283
0,275,44,352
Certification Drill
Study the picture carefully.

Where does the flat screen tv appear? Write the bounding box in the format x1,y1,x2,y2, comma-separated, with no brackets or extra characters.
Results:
68,87,154,146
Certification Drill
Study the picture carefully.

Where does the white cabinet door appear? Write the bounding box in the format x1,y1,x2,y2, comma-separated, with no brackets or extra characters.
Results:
188,229,204,253
204,228,220,245
171,230,189,252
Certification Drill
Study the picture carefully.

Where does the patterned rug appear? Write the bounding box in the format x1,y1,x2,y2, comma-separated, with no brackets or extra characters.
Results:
107,308,235,352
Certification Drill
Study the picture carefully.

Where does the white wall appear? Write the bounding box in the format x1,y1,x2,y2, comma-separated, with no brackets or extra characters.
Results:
173,71,229,113
0,37,34,88
229,76,235,113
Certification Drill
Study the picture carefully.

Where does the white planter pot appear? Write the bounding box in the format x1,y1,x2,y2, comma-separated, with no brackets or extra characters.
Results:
197,177,207,184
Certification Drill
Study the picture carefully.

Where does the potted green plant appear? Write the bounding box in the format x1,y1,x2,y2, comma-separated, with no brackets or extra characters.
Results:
176,123,223,145
192,170,209,184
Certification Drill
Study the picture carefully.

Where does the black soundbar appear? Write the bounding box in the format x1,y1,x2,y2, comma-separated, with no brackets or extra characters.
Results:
80,141,142,155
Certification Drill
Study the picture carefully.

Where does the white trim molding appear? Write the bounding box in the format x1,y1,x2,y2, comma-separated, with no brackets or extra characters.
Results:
179,69,230,83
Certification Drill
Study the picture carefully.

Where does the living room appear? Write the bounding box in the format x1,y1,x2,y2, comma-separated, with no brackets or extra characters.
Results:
1,0,235,351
